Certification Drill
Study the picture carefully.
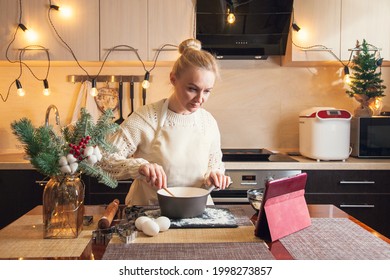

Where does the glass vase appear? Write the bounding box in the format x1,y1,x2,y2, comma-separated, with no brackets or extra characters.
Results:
43,173,85,239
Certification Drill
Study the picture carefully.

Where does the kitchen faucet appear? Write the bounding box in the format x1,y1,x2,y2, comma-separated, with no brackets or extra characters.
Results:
45,104,61,127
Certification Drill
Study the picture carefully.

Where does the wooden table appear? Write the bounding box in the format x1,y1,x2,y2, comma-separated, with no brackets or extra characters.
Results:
0,204,388,260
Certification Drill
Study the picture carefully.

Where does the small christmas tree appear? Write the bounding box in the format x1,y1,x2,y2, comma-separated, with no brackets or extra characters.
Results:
346,39,386,98
346,39,386,116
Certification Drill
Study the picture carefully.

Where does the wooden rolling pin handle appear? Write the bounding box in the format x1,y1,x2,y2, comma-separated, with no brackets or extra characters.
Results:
98,199,120,229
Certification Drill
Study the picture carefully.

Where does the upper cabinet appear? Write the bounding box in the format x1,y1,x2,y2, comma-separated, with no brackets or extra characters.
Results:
292,0,341,61
99,0,148,61
340,0,390,60
100,0,194,62
0,0,100,61
292,0,390,62
147,0,195,61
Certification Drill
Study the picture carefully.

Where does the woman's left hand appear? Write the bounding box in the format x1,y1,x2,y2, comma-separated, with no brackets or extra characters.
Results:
205,171,231,190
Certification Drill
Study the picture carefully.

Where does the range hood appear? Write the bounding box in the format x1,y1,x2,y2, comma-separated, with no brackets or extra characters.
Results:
196,0,294,60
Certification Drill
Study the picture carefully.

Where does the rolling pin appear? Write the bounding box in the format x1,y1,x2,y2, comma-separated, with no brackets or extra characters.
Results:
98,199,120,229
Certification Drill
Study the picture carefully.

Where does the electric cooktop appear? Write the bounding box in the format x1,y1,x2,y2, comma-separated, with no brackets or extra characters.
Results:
222,149,298,162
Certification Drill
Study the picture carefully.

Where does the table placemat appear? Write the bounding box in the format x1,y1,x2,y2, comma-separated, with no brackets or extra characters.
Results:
280,218,390,260
0,214,93,259
103,241,275,260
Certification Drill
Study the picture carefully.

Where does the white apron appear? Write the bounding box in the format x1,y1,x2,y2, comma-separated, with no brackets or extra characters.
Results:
125,99,211,206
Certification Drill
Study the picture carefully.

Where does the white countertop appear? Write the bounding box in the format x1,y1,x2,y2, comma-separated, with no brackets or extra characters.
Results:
1,153,390,171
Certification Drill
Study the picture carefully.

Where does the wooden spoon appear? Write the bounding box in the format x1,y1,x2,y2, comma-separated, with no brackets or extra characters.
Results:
162,186,175,197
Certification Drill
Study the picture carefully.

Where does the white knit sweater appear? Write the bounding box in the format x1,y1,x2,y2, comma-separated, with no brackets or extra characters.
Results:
99,99,225,204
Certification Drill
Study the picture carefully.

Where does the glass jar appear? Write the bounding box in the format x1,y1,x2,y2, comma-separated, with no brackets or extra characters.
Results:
43,173,85,238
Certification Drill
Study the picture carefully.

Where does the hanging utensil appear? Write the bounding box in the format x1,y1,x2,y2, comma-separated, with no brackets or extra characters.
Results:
128,81,134,116
115,81,124,124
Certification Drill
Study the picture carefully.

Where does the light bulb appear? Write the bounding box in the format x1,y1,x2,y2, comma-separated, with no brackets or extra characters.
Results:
59,6,72,18
15,79,25,97
343,66,351,85
43,79,50,96
142,72,150,89
18,23,38,42
90,79,98,96
25,28,38,42
227,12,236,24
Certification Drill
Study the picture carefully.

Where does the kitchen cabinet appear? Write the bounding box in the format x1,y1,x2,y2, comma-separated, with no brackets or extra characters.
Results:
147,0,195,61
292,0,390,62
0,170,44,229
340,0,390,60
0,0,100,61
99,0,148,61
100,0,194,62
303,169,390,238
292,0,341,62
85,177,132,205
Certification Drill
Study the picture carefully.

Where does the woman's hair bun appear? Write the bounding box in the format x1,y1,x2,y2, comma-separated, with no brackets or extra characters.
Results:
178,38,202,54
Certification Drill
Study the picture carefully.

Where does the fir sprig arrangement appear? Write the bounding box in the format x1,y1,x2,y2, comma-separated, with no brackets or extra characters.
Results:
346,39,386,99
11,108,119,188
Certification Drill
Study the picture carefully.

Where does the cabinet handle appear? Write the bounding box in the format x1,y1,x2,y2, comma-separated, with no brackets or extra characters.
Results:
35,180,49,185
117,181,133,184
340,204,375,208
339,180,375,184
240,182,258,185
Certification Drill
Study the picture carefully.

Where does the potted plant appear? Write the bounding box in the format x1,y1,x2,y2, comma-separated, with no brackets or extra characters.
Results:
346,39,386,117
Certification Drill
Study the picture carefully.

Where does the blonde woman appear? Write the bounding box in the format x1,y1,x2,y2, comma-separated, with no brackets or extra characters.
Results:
100,38,230,206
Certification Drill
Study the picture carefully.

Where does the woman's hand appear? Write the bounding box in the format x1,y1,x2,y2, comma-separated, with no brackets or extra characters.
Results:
205,171,231,190
138,163,167,189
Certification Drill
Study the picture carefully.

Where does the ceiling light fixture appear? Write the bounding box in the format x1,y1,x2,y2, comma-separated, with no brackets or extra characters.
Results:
90,79,98,97
15,79,26,97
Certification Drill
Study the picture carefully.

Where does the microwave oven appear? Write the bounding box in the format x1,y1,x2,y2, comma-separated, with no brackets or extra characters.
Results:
350,116,390,158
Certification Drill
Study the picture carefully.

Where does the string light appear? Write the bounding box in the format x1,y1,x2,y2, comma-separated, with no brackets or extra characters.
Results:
90,79,98,97
43,79,50,96
18,23,38,42
142,71,150,89
343,66,351,85
227,7,236,24
15,79,26,97
50,4,72,18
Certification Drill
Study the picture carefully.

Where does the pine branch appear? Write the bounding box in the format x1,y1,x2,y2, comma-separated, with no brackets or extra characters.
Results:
79,161,118,188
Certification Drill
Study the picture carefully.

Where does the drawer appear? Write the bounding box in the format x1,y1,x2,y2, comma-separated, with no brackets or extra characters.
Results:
304,170,390,194
305,193,390,238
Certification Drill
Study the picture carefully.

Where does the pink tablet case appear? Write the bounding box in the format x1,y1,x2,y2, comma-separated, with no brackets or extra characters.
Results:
254,173,311,242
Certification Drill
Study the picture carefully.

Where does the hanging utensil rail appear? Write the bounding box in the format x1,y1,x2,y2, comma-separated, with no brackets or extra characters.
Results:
67,75,151,83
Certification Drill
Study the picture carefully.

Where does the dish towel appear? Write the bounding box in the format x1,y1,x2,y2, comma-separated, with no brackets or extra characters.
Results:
71,81,102,123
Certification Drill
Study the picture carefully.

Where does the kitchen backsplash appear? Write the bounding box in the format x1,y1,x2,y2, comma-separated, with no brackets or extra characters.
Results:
0,58,389,153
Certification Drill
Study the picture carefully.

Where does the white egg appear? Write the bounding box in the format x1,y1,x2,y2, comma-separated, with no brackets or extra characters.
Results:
142,219,160,237
135,216,151,231
155,216,170,232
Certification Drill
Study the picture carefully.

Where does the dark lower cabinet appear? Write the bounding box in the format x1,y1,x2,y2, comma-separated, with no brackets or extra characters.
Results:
85,177,132,205
0,170,44,229
303,170,390,238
